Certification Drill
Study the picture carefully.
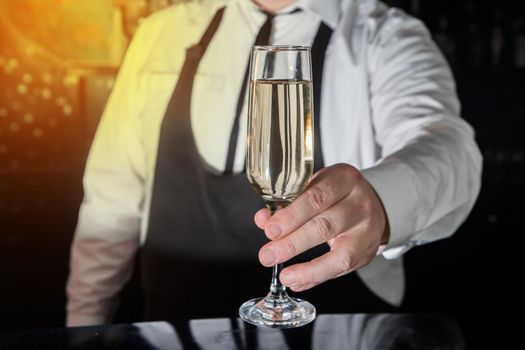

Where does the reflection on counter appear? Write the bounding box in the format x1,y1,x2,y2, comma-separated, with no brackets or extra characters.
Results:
0,314,465,350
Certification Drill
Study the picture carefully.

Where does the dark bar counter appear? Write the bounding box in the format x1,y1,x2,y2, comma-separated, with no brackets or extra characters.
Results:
1,313,517,349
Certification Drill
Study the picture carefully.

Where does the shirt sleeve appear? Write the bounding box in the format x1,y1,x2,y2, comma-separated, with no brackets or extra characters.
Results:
66,19,153,326
360,8,482,259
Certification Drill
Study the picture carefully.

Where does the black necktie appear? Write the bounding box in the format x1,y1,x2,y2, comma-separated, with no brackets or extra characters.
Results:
224,12,274,174
255,12,274,45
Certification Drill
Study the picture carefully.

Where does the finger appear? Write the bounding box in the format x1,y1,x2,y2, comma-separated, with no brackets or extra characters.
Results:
289,282,316,292
254,208,271,230
265,164,362,240
278,248,358,289
259,196,359,265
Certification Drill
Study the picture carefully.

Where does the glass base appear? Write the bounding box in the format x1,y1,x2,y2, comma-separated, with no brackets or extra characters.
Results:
239,292,316,329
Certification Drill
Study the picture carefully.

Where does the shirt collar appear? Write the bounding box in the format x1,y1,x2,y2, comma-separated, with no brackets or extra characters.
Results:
240,0,341,29
294,0,341,29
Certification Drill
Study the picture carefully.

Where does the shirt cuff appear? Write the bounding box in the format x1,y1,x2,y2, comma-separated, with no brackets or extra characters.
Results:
361,157,420,259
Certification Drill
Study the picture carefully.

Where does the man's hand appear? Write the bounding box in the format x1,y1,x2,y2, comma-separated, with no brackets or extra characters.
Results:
254,163,389,292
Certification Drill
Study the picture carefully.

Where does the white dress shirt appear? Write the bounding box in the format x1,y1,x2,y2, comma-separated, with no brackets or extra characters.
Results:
66,0,482,326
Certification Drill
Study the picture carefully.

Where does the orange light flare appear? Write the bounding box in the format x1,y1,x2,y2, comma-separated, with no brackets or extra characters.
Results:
0,1,181,172
1,0,115,62
0,0,121,172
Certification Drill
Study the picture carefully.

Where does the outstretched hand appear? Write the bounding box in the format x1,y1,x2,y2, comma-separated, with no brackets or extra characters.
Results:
254,163,389,292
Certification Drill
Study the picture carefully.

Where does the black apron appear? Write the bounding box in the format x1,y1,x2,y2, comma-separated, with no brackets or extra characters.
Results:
141,8,394,321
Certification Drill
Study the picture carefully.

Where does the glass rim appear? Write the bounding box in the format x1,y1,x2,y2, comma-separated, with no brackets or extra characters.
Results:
252,45,311,52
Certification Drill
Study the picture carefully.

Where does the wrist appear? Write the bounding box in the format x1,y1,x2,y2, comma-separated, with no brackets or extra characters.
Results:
376,224,389,256
66,313,106,327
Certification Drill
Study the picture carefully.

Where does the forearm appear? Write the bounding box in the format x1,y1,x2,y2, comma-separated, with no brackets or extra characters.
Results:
363,116,482,258
66,236,139,326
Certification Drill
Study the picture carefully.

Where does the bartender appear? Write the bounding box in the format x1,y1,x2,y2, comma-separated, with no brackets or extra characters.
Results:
66,0,481,326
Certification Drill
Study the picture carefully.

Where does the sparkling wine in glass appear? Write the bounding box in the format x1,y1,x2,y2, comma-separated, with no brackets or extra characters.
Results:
239,45,316,328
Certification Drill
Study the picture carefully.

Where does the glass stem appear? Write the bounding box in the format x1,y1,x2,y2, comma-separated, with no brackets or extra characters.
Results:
270,263,287,299
266,200,291,300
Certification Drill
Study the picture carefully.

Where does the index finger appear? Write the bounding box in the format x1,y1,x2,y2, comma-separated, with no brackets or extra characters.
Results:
265,164,360,240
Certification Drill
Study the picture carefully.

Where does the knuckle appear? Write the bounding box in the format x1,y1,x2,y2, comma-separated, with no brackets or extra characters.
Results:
342,164,363,183
338,253,354,275
308,273,318,285
303,267,317,285
306,186,327,212
295,264,316,285
313,216,334,242
274,207,298,229
361,198,376,214
284,239,298,257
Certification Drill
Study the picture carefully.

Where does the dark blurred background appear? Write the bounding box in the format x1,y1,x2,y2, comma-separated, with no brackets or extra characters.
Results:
1,0,524,331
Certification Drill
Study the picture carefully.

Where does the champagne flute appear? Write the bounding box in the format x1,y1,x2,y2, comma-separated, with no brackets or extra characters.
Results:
239,45,316,328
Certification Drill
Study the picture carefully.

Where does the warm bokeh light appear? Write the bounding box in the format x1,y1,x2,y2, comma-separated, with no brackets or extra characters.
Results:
1,0,115,62
0,0,178,174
